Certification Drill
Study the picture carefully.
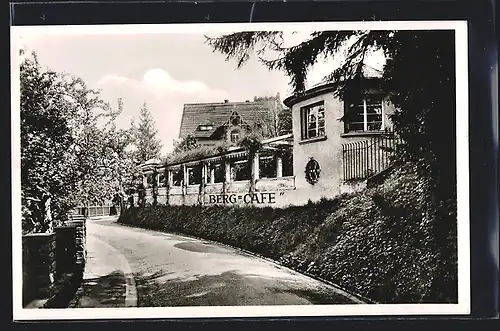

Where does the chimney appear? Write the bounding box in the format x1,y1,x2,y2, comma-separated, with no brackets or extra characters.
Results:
224,99,229,103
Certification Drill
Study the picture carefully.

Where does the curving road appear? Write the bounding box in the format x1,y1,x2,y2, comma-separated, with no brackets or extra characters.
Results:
83,217,362,307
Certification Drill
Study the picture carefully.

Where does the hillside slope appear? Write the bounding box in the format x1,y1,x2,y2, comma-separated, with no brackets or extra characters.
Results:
118,162,457,303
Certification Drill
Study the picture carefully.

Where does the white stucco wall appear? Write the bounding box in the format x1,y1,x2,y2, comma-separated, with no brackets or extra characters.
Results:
289,88,395,204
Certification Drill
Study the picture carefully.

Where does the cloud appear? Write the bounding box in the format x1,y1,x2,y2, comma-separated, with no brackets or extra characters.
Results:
95,68,229,154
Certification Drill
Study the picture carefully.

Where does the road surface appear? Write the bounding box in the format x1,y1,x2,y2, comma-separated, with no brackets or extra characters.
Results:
84,217,362,307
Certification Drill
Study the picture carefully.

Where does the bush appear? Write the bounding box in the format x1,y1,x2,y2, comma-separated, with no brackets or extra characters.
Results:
118,162,457,304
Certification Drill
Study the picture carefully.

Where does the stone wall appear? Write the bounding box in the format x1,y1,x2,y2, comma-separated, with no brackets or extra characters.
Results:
22,232,56,306
22,215,87,308
66,215,87,266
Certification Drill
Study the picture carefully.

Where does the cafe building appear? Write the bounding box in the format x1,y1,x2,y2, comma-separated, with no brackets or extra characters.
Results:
136,67,400,208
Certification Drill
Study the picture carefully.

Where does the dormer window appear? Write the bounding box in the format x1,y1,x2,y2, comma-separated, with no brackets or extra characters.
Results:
198,124,213,131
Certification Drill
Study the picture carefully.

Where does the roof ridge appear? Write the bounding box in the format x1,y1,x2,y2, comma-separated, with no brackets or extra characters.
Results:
183,99,274,106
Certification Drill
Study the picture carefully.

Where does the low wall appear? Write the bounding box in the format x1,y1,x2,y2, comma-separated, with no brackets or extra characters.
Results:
22,216,87,308
22,232,57,306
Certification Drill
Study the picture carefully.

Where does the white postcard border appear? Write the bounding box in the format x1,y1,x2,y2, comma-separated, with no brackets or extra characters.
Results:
11,20,470,320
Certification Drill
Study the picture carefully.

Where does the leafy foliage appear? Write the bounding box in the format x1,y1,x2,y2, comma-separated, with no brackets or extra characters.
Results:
205,32,284,69
20,51,138,233
163,140,231,166
252,93,284,137
277,107,292,135
172,134,199,154
21,52,76,233
238,131,264,154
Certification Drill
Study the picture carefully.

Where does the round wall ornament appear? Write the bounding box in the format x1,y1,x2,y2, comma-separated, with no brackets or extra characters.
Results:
305,158,321,185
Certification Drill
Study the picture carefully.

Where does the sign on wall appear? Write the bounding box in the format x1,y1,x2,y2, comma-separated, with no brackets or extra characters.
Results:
206,191,286,205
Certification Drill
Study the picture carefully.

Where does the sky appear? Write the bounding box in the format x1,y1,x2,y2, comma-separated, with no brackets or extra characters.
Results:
16,26,384,155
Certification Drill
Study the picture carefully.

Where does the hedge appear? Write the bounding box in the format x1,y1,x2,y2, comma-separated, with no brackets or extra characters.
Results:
118,163,457,304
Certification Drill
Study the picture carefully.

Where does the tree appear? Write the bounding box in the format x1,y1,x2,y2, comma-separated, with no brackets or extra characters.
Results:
20,52,76,233
253,93,283,137
277,107,292,135
172,134,198,154
92,99,138,213
131,102,162,164
20,51,138,231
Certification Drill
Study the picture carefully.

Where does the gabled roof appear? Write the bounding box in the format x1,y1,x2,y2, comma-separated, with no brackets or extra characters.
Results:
178,99,278,139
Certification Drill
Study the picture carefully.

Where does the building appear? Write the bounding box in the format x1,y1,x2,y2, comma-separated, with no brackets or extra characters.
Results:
134,66,401,208
283,72,397,202
178,94,283,146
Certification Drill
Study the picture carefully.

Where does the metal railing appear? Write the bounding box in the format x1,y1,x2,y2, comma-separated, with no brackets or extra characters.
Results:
342,135,402,181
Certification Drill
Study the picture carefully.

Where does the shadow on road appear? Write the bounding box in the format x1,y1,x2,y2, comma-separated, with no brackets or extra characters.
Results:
133,270,357,307
73,270,127,308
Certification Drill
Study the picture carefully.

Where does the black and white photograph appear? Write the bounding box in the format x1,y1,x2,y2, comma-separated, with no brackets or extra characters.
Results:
11,20,470,320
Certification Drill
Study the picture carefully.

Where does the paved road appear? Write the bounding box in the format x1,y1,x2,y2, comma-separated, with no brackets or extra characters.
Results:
85,218,362,307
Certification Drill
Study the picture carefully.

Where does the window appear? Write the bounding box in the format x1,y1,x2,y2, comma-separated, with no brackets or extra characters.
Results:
300,102,325,140
345,94,384,133
208,163,225,183
187,166,202,185
231,158,250,181
230,130,240,143
259,155,277,179
158,172,166,187
171,169,183,187
146,173,155,188
198,125,213,131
